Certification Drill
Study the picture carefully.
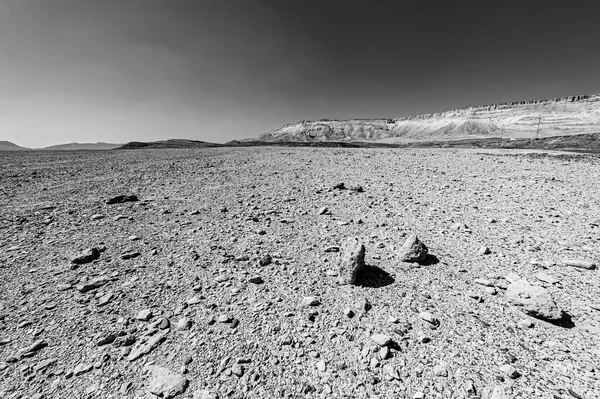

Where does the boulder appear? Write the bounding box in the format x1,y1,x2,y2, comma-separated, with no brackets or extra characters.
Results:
146,366,188,398
506,280,563,321
337,237,365,285
398,234,428,263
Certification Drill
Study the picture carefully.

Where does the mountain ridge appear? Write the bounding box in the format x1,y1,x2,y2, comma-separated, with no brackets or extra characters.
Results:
254,93,600,143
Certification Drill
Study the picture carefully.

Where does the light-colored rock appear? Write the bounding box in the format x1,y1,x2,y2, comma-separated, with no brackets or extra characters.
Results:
506,279,563,321
147,365,188,398
490,386,511,399
371,334,392,347
193,390,219,399
316,360,326,372
136,309,153,321
398,233,428,263
337,237,365,285
433,362,448,377
301,297,320,307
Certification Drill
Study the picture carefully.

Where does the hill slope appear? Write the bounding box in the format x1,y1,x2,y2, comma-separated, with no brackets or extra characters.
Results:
0,141,30,151
118,139,222,149
42,142,121,151
255,94,600,143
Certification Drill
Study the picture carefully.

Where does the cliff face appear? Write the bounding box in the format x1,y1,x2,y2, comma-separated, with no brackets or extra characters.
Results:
256,94,600,142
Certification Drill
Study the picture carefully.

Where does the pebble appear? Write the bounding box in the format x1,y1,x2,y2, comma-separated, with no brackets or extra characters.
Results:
433,362,448,377
478,246,491,255
176,317,192,330
517,319,534,329
231,363,244,377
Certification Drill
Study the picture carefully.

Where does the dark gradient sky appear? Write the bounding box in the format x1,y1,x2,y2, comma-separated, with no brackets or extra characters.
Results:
1,0,599,147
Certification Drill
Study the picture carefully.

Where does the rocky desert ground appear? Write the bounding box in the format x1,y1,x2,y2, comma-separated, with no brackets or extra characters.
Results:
1,147,599,399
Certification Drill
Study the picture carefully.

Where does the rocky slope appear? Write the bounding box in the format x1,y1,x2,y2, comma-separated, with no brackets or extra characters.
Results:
255,94,600,143
1,147,599,399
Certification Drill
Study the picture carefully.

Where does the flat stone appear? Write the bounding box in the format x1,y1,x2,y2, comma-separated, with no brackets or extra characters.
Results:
474,278,494,287
147,365,188,398
106,194,138,204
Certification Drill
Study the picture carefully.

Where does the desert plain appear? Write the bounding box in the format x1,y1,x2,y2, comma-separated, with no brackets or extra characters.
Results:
1,147,599,399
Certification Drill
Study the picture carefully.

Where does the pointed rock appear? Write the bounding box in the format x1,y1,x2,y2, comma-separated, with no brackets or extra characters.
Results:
398,233,428,263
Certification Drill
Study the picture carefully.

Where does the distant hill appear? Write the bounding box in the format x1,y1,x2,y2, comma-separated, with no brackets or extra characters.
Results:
0,141,30,151
250,93,600,143
118,139,222,149
41,142,121,151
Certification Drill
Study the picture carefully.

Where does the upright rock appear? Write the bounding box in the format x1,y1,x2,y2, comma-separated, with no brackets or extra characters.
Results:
506,280,563,321
337,237,365,285
398,233,428,263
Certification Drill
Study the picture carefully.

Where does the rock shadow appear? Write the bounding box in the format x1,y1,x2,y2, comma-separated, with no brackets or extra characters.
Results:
547,312,575,329
419,254,439,266
358,265,395,288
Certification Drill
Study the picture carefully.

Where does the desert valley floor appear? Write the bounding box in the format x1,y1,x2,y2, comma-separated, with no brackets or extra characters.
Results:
1,147,599,399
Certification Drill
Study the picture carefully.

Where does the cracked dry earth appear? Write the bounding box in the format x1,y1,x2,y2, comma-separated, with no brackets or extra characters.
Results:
1,147,599,399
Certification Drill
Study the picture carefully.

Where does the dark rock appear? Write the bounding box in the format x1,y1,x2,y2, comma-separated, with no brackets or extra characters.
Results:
106,195,139,205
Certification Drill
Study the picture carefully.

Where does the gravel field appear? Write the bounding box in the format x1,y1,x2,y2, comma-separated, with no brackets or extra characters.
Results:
1,147,599,399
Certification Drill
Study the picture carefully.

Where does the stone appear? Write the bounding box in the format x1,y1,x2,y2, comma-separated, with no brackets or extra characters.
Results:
478,246,491,255
70,248,100,265
176,317,192,330
433,362,448,377
259,255,272,266
534,272,560,284
301,297,320,307
517,319,534,329
398,233,428,263
98,292,114,306
231,364,244,377
499,364,520,379
248,276,264,284
73,363,93,376
106,194,138,204
193,390,219,399
316,360,326,372
337,237,366,285
563,259,596,270
418,311,439,326
77,276,109,293
127,329,169,361
121,251,141,260
344,308,355,318
318,207,329,215
474,278,493,287
159,317,170,330
383,363,399,380
136,309,153,321
506,279,563,321
147,365,188,398
490,386,510,399
505,272,521,283
371,334,392,347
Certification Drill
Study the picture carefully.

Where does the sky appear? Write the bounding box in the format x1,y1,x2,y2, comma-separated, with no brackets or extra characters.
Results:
1,0,600,148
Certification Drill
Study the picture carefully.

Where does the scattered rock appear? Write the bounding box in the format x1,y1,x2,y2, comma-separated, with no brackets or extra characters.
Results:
337,237,366,285
248,276,264,284
534,272,560,284
128,330,169,361
418,311,440,326
259,255,272,266
499,364,520,379
433,362,448,377
478,246,491,255
136,309,153,321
